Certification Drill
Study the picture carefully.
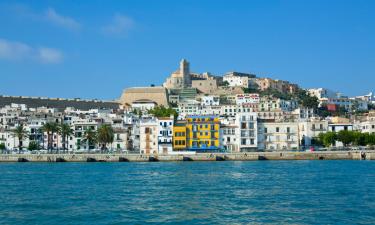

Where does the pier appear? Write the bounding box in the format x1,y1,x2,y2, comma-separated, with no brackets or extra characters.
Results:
0,151,374,162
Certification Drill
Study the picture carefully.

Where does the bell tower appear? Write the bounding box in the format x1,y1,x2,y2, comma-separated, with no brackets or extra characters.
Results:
180,59,191,88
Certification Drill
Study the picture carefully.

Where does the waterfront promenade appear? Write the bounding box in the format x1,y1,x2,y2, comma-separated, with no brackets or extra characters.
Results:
0,151,373,162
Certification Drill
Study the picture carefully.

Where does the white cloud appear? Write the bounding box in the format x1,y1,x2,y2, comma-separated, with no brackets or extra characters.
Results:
0,38,63,64
45,8,81,31
102,14,134,36
3,4,81,31
37,47,63,63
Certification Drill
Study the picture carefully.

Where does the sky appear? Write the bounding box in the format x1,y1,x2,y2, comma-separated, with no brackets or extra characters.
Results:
0,0,374,100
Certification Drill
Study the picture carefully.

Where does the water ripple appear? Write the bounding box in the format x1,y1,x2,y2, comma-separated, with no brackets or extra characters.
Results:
0,161,374,224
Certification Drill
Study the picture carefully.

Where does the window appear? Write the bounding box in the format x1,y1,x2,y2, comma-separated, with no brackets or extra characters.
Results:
264,128,268,133
276,127,280,132
241,139,247,145
287,127,290,133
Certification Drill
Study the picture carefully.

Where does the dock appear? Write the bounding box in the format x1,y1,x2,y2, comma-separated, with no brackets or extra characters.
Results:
0,151,374,162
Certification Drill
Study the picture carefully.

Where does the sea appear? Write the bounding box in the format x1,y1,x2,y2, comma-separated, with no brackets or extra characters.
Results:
0,161,374,224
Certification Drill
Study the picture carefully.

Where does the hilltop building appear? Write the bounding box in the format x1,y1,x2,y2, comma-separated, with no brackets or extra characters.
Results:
163,59,191,89
119,87,169,108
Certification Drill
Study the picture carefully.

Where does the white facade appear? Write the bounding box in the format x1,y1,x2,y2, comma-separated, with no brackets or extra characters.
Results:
139,118,158,154
221,125,239,152
299,119,328,147
131,100,157,111
236,112,258,151
235,94,260,105
258,122,299,151
200,96,220,106
157,117,174,154
223,74,249,88
308,88,338,99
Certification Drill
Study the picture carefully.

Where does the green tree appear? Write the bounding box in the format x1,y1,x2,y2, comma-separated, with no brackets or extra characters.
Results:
97,124,114,152
352,131,366,146
365,133,375,146
82,128,97,151
28,141,39,151
59,123,74,153
148,106,178,119
319,132,337,147
337,130,354,147
0,143,6,153
11,125,29,153
222,81,230,87
41,122,60,152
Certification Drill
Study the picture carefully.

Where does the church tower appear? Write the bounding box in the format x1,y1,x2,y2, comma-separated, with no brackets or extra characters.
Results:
180,59,191,88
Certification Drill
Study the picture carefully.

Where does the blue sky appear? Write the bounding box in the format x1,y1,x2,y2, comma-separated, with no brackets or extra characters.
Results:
0,0,374,100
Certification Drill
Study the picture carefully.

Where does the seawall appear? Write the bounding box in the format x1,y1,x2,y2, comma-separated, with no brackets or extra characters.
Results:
0,151,374,162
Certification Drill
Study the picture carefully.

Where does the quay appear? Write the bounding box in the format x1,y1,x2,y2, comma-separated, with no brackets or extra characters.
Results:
0,151,374,162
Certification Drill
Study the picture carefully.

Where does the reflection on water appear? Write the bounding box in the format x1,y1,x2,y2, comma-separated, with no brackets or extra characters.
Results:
0,161,374,224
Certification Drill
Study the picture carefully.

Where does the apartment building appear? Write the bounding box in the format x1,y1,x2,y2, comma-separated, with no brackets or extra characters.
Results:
258,122,299,151
236,112,258,152
186,115,221,152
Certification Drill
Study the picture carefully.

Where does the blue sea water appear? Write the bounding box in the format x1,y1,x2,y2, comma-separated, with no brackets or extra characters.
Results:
0,161,374,224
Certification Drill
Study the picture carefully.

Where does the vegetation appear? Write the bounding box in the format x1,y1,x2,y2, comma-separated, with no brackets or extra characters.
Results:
295,89,319,109
222,81,230,87
11,125,29,153
148,106,178,119
97,124,114,152
258,88,293,100
336,130,354,147
41,122,60,152
317,105,348,118
318,132,337,147
59,123,74,153
82,128,97,151
318,130,375,147
0,143,6,152
28,141,39,151
243,86,320,110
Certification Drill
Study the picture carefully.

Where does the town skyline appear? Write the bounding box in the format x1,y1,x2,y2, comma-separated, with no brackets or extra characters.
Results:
1,0,375,99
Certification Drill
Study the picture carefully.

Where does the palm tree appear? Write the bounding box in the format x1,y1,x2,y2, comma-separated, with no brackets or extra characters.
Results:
42,122,60,153
82,128,97,152
97,124,114,153
52,123,61,153
41,122,53,152
11,125,29,153
59,123,74,153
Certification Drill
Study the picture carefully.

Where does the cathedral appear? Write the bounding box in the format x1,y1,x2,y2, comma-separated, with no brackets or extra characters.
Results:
163,59,192,89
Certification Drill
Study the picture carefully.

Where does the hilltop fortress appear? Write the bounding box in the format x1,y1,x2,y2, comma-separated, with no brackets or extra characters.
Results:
119,59,299,108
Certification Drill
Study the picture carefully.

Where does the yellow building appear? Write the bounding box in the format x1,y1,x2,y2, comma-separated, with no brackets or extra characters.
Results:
173,122,187,151
186,115,221,152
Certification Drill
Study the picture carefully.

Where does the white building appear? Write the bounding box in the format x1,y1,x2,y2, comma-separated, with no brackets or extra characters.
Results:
299,119,328,147
258,122,299,151
308,88,338,99
235,93,260,105
139,117,158,154
220,117,239,152
157,116,174,154
223,72,255,88
131,99,157,111
176,100,200,119
259,97,298,112
200,96,220,106
236,112,258,151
